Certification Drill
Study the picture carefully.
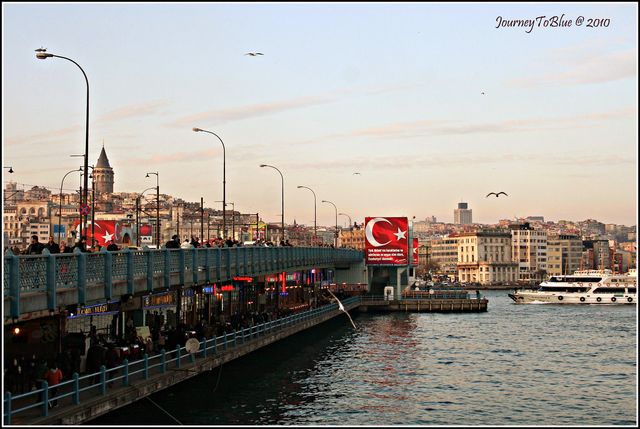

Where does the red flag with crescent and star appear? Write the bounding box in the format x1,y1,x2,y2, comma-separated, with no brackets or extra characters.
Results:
364,217,409,265
73,220,118,247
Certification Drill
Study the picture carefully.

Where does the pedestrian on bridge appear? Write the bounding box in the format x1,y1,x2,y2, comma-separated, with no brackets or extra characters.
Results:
26,235,45,255
43,362,63,408
45,236,60,254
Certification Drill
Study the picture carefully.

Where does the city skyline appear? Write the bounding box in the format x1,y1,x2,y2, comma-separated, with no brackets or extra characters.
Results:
3,3,638,227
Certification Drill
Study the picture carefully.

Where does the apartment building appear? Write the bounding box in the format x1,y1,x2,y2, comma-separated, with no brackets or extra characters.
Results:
509,222,548,282
456,230,518,284
546,234,583,276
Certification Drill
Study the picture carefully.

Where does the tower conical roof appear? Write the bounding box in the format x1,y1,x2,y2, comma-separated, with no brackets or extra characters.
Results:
96,147,111,168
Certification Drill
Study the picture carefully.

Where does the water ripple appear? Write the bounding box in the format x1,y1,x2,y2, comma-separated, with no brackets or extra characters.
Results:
89,291,637,426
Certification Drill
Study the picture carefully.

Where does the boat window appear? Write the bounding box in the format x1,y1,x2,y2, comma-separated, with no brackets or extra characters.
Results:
627,288,636,294
593,287,627,294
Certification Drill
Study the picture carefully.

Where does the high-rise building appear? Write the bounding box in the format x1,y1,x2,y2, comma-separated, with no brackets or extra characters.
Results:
454,202,472,225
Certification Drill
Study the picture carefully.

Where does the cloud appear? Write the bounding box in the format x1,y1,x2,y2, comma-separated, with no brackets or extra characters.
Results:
291,106,636,145
124,147,222,166
4,125,82,146
507,48,636,88
96,100,169,123
283,152,635,172
167,83,416,128
168,95,336,128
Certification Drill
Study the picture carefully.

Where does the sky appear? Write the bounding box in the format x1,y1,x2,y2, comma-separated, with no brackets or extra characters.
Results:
2,2,638,228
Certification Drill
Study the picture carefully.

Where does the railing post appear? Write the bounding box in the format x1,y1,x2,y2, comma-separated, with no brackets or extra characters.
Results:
215,248,221,282
145,246,154,292
164,248,171,289
123,359,129,386
213,336,217,353
205,247,211,283
100,365,107,395
103,248,113,301
4,391,11,425
7,251,20,319
125,248,134,295
192,247,199,285
42,380,48,416
76,248,87,305
179,248,186,285
233,330,237,347
73,372,80,404
45,250,57,313
176,345,181,368
201,337,207,358
235,248,240,276
161,349,166,373
144,354,149,379
223,333,227,350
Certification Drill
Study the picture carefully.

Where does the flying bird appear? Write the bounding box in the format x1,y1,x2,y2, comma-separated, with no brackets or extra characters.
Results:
486,192,508,198
326,289,357,330
35,47,47,53
353,172,361,175
245,52,264,56
481,92,485,95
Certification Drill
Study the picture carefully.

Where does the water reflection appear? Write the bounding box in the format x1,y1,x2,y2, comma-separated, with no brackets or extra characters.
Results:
89,291,636,425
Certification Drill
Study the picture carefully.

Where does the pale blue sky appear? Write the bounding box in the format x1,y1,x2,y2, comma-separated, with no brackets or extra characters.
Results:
2,2,638,227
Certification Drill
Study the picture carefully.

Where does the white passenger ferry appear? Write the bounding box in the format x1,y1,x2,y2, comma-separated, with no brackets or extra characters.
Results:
508,269,636,305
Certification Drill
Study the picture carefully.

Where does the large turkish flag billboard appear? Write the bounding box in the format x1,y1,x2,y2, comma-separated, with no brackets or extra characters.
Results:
365,217,409,265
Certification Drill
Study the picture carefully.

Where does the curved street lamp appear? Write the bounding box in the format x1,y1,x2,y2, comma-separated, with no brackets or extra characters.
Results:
322,200,338,247
137,186,157,247
58,167,83,244
192,128,226,238
339,212,352,229
260,164,285,242
36,48,90,241
146,172,160,247
297,186,316,245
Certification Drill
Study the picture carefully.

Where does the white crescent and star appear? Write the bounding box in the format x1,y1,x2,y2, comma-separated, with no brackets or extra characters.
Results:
365,218,407,247
393,228,407,241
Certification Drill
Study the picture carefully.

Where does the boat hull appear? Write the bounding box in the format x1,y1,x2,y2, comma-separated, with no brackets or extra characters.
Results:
509,292,636,305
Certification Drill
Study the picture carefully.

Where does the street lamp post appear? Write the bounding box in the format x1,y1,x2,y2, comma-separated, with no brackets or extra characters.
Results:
260,164,285,243
192,128,226,238
146,172,160,247
3,167,13,174
58,168,82,245
339,212,352,229
322,200,338,247
297,186,317,246
36,48,90,242
215,201,234,240
137,187,156,247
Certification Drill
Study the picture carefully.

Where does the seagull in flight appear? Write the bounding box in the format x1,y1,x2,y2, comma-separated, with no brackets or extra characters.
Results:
486,191,508,198
353,172,361,175
326,289,357,330
245,52,264,56
481,92,485,95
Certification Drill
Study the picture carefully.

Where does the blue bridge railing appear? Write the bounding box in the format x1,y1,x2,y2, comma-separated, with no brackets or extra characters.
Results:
3,246,364,320
3,296,361,425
